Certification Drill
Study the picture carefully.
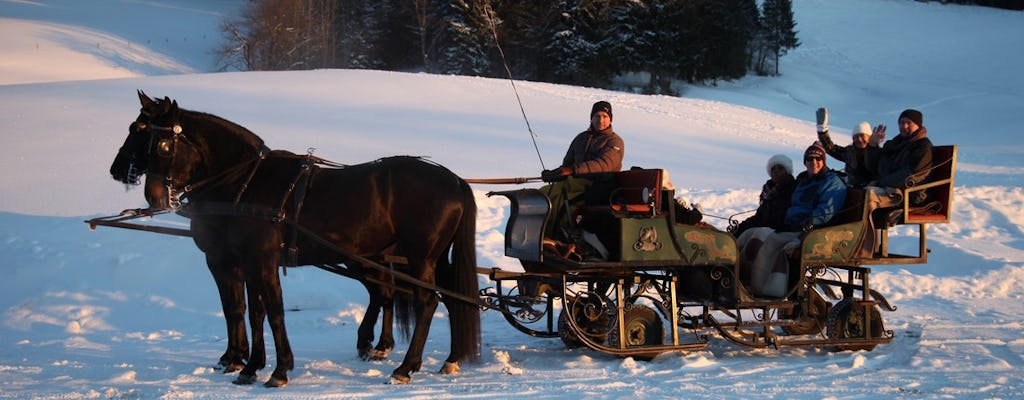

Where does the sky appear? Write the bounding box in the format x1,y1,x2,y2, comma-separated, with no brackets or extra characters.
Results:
1,0,1023,399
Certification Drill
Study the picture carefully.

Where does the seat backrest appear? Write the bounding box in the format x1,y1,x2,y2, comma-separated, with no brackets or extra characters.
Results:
608,168,664,214
904,145,957,224
829,187,866,226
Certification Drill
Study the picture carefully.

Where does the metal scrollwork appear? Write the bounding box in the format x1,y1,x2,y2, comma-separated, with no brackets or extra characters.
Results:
710,265,734,289
633,226,663,252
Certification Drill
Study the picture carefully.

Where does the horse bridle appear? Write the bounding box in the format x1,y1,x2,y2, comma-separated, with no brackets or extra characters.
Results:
133,109,268,212
131,108,194,210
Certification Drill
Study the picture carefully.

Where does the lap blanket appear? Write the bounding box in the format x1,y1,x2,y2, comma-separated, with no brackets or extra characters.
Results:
737,227,802,298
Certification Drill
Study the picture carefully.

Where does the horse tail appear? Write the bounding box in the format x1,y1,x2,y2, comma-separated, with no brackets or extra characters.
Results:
446,179,481,363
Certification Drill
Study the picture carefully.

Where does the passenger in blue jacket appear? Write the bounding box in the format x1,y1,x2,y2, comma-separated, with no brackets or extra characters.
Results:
784,141,848,231
737,142,846,298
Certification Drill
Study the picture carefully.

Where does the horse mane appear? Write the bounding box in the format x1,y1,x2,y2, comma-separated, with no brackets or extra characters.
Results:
179,108,266,151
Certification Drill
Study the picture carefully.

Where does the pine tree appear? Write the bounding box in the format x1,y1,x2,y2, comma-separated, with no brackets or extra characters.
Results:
436,0,492,76
528,0,597,85
696,0,759,82
761,0,800,76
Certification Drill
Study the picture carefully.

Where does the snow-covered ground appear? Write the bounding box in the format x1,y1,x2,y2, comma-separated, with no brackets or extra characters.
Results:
1,0,1023,398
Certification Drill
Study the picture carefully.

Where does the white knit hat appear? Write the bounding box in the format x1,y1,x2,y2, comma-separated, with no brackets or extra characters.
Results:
852,121,871,137
766,154,793,177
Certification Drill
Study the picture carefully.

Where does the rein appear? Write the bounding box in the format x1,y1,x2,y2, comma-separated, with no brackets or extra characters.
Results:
163,146,270,211
109,199,495,310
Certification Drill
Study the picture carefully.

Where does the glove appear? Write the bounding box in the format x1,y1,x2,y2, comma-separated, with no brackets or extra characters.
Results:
815,107,829,133
870,124,887,147
801,218,815,232
541,169,560,182
541,166,572,182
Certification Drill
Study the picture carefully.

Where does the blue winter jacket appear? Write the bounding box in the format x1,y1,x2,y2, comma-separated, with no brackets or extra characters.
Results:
783,170,847,231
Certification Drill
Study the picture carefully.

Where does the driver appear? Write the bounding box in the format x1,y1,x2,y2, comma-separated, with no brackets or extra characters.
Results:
539,101,624,239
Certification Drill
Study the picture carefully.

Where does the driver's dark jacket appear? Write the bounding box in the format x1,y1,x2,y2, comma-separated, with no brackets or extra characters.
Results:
560,126,624,175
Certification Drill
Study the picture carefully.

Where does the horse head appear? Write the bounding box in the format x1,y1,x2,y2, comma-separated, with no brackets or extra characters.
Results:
119,91,268,211
109,90,171,185
110,90,201,210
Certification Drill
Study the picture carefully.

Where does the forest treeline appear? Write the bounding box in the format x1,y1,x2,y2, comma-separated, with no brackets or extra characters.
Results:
216,0,800,95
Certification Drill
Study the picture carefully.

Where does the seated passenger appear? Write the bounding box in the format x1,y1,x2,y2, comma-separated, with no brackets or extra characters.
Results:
863,109,934,225
815,107,877,186
732,154,797,237
737,142,847,298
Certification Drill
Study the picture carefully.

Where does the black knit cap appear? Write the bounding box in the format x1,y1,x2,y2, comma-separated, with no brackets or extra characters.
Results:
899,109,923,127
591,101,612,120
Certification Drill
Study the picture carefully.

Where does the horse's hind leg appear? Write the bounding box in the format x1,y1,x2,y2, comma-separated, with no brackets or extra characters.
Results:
390,287,438,384
206,255,248,373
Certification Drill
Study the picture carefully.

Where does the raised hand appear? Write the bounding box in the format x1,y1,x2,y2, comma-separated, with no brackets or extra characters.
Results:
815,107,829,133
870,124,887,147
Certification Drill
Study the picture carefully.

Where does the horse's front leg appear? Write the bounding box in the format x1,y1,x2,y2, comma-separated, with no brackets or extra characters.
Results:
233,273,268,386
357,287,383,360
358,281,395,360
259,262,293,388
376,292,395,359
206,254,248,373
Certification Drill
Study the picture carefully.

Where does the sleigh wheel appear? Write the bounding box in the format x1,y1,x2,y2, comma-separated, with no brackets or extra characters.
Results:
607,304,664,360
558,294,611,348
826,298,884,351
781,289,830,335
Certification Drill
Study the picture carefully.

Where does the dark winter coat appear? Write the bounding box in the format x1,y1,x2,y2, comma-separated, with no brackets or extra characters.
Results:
734,174,797,237
561,126,624,175
818,130,874,186
866,127,933,191
783,169,847,231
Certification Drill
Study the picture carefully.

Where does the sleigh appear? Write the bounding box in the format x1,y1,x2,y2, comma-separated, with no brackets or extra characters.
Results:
479,145,957,358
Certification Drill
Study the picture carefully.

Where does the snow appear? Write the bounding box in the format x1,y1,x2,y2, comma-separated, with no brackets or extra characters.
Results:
1,0,1023,398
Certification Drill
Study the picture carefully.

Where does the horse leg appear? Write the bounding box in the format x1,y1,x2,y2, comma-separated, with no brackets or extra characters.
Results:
375,291,395,359
357,282,394,361
259,263,293,388
389,287,438,384
439,298,463,375
206,254,248,373
356,286,381,360
233,275,267,386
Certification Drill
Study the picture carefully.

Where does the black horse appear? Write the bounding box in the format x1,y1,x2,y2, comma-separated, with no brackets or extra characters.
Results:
108,91,480,386
111,92,404,376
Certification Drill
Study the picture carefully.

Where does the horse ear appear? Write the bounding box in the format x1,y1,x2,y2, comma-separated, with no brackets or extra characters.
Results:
138,90,155,109
169,100,182,120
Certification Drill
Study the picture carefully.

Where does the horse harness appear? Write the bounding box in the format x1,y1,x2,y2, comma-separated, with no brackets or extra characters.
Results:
127,116,490,310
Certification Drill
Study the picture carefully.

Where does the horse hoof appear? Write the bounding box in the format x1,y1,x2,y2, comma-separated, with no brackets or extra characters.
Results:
216,359,245,373
360,348,391,361
232,373,257,385
221,362,245,374
370,349,390,361
388,373,411,385
440,361,460,375
264,376,288,388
